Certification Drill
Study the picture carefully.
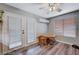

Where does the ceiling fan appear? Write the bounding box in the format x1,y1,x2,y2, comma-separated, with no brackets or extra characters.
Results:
39,3,62,13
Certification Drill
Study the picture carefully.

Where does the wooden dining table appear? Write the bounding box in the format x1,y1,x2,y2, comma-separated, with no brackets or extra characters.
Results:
37,33,56,47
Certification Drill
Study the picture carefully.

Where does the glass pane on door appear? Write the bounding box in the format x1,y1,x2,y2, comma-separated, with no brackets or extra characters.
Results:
8,16,22,49
27,17,36,43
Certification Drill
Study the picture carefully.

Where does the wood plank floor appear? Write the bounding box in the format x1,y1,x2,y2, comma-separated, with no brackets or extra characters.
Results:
6,42,79,55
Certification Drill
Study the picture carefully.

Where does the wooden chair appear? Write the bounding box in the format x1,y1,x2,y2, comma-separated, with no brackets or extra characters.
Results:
37,36,47,46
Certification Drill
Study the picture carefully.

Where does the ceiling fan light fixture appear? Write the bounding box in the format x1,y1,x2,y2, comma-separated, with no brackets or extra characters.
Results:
49,7,53,11
48,3,62,12
52,6,57,11
39,3,62,13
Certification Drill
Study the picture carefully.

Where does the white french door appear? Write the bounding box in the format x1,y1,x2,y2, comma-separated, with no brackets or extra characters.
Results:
7,15,22,49
27,16,36,43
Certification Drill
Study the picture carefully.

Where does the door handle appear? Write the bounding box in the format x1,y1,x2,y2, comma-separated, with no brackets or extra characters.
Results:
22,30,24,34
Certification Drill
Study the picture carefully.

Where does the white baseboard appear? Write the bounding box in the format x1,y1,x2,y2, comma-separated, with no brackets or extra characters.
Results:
56,40,73,45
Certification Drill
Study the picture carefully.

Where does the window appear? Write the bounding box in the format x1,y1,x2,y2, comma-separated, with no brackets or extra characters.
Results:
54,19,64,36
64,18,76,37
54,17,76,37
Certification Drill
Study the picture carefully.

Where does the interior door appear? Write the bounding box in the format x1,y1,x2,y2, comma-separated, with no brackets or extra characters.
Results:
7,15,22,49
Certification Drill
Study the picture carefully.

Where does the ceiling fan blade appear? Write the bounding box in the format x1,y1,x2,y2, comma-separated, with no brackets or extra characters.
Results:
39,7,45,9
57,8,62,12
39,3,48,10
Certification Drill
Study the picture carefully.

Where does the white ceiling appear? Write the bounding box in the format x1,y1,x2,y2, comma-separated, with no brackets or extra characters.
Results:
6,3,79,18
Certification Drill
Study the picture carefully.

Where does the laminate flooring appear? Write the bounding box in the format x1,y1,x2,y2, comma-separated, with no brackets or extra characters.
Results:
6,42,79,55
